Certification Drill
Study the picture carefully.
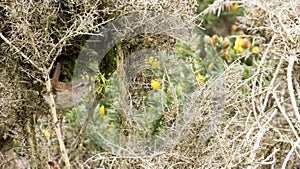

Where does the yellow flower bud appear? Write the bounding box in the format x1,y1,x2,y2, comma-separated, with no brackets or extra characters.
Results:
231,24,238,32
211,34,218,46
208,62,215,70
241,38,251,49
79,143,83,150
151,61,159,67
223,52,231,60
251,46,261,54
42,129,50,138
196,73,206,83
222,40,230,50
99,105,105,116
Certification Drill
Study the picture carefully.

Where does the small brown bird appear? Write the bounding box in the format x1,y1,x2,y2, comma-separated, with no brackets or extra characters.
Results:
42,62,91,109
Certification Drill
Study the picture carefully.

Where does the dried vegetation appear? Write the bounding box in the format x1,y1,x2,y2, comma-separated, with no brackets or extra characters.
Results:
0,0,300,168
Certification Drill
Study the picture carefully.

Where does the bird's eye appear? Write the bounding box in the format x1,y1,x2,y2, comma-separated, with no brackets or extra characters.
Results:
74,82,87,89
79,83,85,88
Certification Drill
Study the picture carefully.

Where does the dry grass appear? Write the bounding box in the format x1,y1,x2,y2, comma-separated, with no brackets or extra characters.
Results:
1,0,300,168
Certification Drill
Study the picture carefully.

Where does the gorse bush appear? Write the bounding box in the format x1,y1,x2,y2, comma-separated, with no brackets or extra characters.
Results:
196,0,243,36
65,2,267,167
2,0,299,168
78,36,211,154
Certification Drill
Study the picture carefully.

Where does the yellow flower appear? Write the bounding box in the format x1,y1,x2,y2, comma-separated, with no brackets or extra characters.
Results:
226,3,239,11
151,79,160,90
79,143,83,150
232,3,239,11
251,46,261,54
99,105,105,116
233,37,244,53
151,61,159,67
42,129,50,138
196,73,206,83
